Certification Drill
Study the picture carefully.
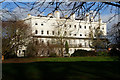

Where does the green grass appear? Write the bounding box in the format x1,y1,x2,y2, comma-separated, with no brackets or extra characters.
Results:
37,57,118,62
3,56,118,63
2,57,120,80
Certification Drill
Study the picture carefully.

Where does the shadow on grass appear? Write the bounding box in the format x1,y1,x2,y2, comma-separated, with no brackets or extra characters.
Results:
2,61,120,80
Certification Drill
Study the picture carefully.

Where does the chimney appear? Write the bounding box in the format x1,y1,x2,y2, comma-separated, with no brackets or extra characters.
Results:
99,19,102,23
86,13,89,22
28,14,31,17
47,13,53,17
54,11,60,19
90,16,94,22
65,15,68,18
70,13,75,20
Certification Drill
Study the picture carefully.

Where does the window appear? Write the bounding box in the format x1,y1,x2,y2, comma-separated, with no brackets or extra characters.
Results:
42,41,44,44
102,27,104,30
52,31,54,35
85,34,86,36
47,41,49,46
47,31,49,35
69,33,71,36
64,31,67,35
36,40,38,45
74,25,76,28
84,26,86,29
58,31,60,35
79,25,81,28
69,25,71,28
74,34,76,36
50,16,53,18
85,42,87,47
19,50,21,53
94,35,96,37
64,24,66,27
41,30,43,34
22,50,25,53
80,34,82,36
35,30,38,34
35,23,38,25
89,26,91,29
79,43,82,47
41,23,43,26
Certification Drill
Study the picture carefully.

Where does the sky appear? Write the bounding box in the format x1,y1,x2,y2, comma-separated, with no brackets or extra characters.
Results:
1,2,119,31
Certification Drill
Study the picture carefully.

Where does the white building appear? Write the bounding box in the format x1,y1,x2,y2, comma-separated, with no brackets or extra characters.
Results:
18,11,107,57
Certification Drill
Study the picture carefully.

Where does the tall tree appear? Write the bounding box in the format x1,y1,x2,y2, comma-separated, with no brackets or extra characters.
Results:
65,41,69,54
108,22,120,49
89,25,108,51
53,20,74,56
2,20,32,57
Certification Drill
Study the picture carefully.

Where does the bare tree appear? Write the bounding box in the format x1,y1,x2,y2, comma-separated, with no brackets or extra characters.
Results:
53,19,75,56
2,20,32,57
108,22,120,49
1,2,119,22
88,24,108,51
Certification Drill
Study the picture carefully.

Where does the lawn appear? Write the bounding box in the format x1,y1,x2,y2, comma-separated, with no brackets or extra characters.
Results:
2,56,118,63
2,57,120,80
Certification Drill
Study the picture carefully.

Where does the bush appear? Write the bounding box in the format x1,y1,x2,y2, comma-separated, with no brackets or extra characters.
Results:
49,53,57,57
71,49,97,57
96,49,108,56
4,53,17,59
108,48,120,57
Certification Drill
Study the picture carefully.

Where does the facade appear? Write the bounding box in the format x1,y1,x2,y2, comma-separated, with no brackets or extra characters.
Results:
18,11,107,57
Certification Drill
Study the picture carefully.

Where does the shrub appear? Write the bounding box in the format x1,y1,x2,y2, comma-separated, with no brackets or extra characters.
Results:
49,53,57,57
71,49,97,57
96,49,108,56
65,41,69,54
108,48,120,57
4,52,17,59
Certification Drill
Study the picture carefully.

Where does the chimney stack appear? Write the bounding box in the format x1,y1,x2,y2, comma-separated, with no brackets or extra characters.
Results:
28,14,31,17
54,11,60,19
86,13,89,22
70,13,75,20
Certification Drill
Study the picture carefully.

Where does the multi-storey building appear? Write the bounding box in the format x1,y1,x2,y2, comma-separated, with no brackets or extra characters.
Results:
17,11,107,57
